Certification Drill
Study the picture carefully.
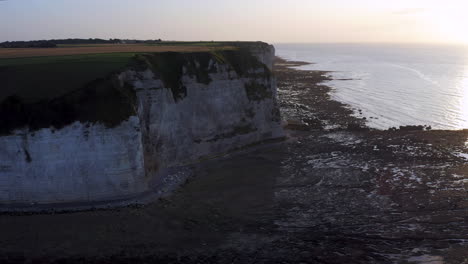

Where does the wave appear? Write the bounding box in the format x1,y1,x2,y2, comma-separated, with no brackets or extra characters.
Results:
386,63,441,87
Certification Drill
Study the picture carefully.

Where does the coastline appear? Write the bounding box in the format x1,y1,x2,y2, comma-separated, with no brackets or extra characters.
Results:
275,57,367,131
0,58,466,263
276,56,467,133
275,43,468,131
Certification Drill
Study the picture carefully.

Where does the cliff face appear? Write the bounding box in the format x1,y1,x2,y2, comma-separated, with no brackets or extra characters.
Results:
0,44,284,208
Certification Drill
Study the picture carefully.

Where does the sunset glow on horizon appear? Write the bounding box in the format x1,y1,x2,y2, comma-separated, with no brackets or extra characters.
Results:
1,0,468,44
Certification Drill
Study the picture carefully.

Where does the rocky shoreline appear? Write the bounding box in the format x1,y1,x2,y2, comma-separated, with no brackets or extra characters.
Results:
0,58,467,264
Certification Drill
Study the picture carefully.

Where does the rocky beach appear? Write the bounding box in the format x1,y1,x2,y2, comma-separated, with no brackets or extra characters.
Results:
0,58,467,264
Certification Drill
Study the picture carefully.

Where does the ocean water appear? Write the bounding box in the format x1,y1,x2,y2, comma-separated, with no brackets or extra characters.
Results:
275,43,468,130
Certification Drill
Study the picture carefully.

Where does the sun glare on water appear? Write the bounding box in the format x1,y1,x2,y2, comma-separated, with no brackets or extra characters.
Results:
459,74,468,129
423,2,468,129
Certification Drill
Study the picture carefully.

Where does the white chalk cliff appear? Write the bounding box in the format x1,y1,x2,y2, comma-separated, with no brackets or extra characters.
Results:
0,44,283,209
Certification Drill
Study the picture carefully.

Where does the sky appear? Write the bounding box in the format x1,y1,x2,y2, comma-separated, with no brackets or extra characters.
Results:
1,0,468,44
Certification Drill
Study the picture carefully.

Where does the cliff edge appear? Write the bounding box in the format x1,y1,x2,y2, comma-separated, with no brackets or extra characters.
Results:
0,43,284,210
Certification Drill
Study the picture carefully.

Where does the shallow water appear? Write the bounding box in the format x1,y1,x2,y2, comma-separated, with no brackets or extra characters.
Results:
276,43,468,130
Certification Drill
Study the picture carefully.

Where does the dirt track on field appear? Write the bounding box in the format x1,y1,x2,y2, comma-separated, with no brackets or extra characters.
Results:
0,45,230,59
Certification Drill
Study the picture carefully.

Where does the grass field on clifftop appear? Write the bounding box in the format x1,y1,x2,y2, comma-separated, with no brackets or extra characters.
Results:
0,42,268,103
0,44,231,59
0,42,271,134
0,44,237,102
0,53,137,102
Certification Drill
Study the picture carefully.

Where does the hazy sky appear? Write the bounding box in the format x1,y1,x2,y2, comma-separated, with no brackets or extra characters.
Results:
1,0,468,44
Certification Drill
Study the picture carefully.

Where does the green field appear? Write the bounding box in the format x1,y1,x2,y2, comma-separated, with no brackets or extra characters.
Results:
0,42,268,103
0,43,271,134
0,53,137,103
0,53,142,134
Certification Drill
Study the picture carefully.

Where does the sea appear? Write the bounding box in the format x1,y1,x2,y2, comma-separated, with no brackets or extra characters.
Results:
275,43,468,130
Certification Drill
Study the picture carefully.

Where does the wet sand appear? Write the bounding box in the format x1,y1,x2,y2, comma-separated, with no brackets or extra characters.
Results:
0,58,467,263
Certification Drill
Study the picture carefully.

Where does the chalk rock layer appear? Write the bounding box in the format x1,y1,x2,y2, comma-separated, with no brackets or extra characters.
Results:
0,44,283,208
